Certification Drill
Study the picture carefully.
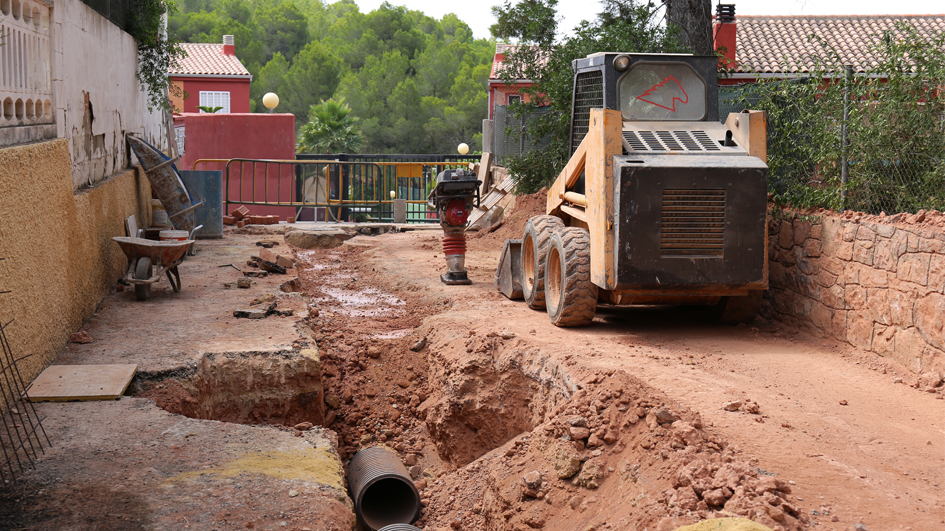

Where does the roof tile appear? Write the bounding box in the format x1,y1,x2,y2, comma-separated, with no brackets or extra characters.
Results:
170,43,251,77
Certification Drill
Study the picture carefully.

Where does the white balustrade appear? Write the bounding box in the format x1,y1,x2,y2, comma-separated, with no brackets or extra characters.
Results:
0,0,52,128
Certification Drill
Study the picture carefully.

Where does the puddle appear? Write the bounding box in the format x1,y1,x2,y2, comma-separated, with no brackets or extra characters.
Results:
319,287,405,318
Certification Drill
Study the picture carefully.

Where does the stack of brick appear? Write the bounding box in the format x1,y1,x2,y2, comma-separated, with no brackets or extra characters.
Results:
767,208,945,376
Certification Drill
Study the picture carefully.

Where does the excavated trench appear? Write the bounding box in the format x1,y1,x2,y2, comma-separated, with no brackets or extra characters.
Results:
127,240,810,531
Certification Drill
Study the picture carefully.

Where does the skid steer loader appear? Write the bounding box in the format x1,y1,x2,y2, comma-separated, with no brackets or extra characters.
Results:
495,53,769,326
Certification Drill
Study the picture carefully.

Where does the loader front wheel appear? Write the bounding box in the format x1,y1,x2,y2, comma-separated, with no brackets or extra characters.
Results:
545,227,597,327
522,215,565,310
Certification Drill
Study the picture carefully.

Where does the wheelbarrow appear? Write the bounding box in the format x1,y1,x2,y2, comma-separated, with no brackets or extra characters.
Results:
112,236,196,301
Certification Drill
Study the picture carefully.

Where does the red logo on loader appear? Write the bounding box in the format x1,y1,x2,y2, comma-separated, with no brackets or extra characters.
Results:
636,76,689,112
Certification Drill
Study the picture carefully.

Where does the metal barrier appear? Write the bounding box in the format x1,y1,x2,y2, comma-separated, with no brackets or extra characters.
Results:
193,157,475,223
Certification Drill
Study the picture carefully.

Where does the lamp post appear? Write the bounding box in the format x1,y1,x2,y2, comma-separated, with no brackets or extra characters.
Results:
457,143,469,155
262,92,279,113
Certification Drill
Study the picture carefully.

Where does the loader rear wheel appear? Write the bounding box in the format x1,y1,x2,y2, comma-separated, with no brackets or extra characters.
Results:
521,215,565,310
711,291,763,324
545,227,597,327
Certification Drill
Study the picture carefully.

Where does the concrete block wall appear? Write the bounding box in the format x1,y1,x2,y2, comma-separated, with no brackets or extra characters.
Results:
766,208,945,376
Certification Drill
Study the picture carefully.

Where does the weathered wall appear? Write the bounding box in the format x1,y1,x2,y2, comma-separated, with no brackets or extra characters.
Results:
766,208,945,376
0,139,151,385
52,0,167,189
175,113,296,218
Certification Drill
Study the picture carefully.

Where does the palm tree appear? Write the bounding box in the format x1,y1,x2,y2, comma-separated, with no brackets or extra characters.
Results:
296,99,365,154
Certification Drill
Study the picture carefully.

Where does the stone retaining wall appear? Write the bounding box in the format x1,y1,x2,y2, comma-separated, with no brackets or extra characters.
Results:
765,208,945,376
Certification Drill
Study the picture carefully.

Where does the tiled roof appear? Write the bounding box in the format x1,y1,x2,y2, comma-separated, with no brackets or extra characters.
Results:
734,14,945,74
169,43,251,77
490,43,547,81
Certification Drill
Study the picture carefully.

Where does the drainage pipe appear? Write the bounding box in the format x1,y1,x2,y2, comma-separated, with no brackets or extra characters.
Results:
347,447,422,530
379,525,422,531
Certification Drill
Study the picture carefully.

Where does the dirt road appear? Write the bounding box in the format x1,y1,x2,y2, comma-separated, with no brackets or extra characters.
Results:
295,196,943,531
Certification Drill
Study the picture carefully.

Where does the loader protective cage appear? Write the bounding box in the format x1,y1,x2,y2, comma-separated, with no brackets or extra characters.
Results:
569,53,720,157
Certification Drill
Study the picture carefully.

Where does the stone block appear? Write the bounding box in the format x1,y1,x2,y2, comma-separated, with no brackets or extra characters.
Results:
886,289,915,327
814,268,838,289
836,240,854,261
872,324,897,358
793,219,812,246
867,288,890,325
918,237,945,254
794,247,814,275
771,289,795,315
929,255,945,293
821,284,846,310
847,314,874,350
809,223,823,240
852,239,875,266
842,224,858,242
855,225,876,241
894,327,927,373
769,262,787,289
845,284,867,309
778,247,796,267
873,238,898,272
809,301,833,332
872,223,896,238
897,253,931,286
779,222,794,249
804,239,822,258
891,230,909,258
914,292,945,351
830,310,849,340
820,256,846,277
857,265,889,288
285,229,355,249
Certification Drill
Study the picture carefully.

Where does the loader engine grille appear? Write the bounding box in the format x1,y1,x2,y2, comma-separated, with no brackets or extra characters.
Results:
571,70,604,155
660,189,726,257
624,130,721,152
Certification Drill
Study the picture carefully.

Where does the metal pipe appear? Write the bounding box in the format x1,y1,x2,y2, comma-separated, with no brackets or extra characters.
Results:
841,64,852,211
347,447,421,531
560,191,587,207
379,525,422,531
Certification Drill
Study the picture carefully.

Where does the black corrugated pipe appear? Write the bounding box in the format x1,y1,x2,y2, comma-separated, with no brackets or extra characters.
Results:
379,525,422,531
347,447,422,531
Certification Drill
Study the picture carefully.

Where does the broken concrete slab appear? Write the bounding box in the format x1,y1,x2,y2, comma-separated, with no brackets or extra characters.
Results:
284,228,355,249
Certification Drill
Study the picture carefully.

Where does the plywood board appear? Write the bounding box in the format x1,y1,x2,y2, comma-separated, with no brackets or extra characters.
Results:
28,364,138,402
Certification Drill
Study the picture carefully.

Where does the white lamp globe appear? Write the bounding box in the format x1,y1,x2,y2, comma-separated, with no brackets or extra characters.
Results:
457,143,469,155
262,93,280,111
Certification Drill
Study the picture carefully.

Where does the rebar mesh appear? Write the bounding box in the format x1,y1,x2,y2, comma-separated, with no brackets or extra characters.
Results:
0,261,50,487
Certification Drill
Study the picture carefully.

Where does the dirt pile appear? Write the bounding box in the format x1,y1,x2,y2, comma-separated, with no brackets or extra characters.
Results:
470,190,547,247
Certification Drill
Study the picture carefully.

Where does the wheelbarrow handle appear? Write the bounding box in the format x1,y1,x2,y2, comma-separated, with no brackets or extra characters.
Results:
169,200,205,220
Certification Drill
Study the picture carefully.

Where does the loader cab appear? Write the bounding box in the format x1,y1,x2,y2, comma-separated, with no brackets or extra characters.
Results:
569,53,720,157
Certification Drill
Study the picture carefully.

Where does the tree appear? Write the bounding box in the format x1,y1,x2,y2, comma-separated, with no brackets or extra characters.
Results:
254,1,310,62
492,0,686,192
296,99,365,154
662,0,712,55
490,0,558,47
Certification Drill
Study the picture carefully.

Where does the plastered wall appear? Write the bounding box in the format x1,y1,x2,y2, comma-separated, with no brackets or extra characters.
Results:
0,139,151,385
766,208,945,377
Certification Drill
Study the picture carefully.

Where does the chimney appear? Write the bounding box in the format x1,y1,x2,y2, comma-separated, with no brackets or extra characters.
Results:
223,35,235,56
714,4,736,69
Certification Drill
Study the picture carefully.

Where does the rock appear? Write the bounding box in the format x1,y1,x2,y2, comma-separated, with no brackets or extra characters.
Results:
523,470,542,490
410,337,427,352
415,479,427,490
653,408,679,425
568,416,588,427
233,309,267,319
920,372,943,388
670,486,699,511
288,489,299,497
359,434,373,446
551,443,582,479
366,346,382,358
293,422,313,431
723,401,743,411
251,294,276,306
523,515,546,528
236,277,252,289
744,402,761,414
409,465,422,479
754,476,779,495
839,399,848,405
569,427,591,440
587,434,604,448
500,330,516,340
573,459,603,489
325,395,341,409
703,488,729,507
69,331,93,344
404,453,418,466
285,229,354,249
603,431,618,445
260,260,287,274
569,496,582,509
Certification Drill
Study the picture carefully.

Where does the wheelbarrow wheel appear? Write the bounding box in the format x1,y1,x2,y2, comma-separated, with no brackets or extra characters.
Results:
134,257,152,301
166,266,181,292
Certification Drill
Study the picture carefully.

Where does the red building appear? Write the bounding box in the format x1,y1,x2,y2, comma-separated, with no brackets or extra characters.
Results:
488,43,543,120
169,35,252,114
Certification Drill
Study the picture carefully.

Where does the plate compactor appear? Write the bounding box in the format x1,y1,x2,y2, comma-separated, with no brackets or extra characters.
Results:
496,52,770,326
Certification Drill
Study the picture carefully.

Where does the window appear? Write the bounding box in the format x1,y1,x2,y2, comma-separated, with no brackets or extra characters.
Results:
507,95,521,105
619,62,706,121
198,91,230,113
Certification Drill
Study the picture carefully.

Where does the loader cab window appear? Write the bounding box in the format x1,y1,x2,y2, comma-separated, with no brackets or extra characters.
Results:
619,62,706,121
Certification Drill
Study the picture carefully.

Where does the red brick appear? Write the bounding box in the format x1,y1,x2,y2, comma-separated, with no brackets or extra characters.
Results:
232,206,250,220
236,220,246,228
223,215,236,225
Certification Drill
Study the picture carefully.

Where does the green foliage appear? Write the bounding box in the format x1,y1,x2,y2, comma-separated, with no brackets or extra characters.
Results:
726,22,945,214
126,0,185,112
168,0,491,153
196,105,224,113
493,0,686,193
490,0,558,47
297,99,364,154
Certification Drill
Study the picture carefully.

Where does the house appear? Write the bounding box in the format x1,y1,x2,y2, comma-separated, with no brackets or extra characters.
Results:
169,36,252,114
488,43,542,120
713,6,945,84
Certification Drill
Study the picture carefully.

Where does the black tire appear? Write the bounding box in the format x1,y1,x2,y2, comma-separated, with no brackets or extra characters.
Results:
521,215,564,310
134,257,152,301
545,227,597,327
711,291,763,324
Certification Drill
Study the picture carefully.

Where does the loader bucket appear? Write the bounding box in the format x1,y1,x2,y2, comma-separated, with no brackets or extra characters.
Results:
495,239,523,300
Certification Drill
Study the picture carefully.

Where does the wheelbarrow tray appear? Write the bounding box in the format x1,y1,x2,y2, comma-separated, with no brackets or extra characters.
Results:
126,135,198,233
113,237,194,268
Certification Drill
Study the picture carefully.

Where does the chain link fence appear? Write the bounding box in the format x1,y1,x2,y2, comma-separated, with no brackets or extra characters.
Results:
491,104,553,165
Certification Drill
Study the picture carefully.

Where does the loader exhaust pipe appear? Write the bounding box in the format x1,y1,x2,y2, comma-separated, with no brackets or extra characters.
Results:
347,447,421,530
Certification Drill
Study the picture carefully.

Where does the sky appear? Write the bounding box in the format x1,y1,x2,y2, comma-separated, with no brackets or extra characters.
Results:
351,0,944,41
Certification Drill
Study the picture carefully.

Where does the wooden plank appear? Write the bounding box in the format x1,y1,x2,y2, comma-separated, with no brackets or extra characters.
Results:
477,152,493,198
28,364,138,402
